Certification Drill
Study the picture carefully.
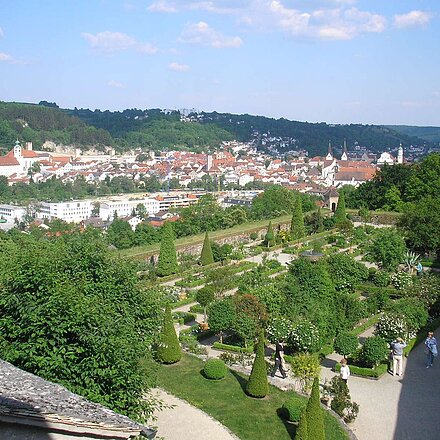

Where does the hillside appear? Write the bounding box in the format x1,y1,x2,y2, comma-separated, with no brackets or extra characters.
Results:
0,100,429,156
385,125,440,143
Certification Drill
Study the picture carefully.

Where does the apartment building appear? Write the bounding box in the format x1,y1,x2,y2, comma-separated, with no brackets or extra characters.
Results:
99,198,160,221
38,200,94,223
0,204,27,224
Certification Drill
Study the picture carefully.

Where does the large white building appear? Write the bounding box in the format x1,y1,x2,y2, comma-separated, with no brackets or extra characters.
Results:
99,198,160,221
37,200,94,223
0,141,41,177
0,204,27,224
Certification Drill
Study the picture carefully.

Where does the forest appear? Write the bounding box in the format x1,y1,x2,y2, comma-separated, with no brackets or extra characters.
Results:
0,100,429,156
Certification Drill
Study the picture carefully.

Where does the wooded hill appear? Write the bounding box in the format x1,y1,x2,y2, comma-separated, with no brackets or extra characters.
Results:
0,100,431,155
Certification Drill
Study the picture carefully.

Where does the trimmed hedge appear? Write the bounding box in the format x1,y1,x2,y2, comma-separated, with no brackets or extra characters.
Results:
334,362,388,379
282,398,306,422
203,358,227,380
212,342,254,353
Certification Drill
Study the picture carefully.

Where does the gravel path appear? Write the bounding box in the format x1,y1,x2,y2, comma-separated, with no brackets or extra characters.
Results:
151,388,238,440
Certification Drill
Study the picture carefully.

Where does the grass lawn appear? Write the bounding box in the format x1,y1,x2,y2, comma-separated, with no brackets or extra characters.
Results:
117,214,293,259
157,353,349,440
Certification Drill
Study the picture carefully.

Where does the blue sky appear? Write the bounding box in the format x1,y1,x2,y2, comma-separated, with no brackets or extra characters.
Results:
0,0,439,125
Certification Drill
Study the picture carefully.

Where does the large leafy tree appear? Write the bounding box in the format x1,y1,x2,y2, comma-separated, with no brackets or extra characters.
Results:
107,218,135,249
157,222,178,276
367,228,406,271
0,231,163,420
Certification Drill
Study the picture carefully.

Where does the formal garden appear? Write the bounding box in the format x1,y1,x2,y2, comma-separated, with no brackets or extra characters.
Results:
1,155,440,440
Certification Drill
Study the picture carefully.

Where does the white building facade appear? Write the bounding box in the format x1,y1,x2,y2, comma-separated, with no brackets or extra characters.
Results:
37,200,94,223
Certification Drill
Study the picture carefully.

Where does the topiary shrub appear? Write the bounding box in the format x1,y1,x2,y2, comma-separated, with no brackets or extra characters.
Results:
157,222,178,276
296,409,308,440
246,331,268,398
157,306,181,364
282,398,306,423
200,231,215,266
203,358,227,380
306,377,325,440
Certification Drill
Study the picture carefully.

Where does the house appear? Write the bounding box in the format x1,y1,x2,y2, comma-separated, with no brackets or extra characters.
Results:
0,140,41,177
0,359,156,439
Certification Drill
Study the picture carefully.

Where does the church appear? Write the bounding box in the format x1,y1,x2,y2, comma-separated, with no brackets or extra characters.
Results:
0,140,41,177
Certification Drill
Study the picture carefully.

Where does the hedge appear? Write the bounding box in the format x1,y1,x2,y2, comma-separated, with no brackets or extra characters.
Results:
334,361,388,379
212,342,254,353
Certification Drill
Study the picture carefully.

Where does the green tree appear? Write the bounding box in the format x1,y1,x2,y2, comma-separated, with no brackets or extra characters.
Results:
136,203,147,220
200,231,214,265
107,218,135,249
246,330,268,398
291,196,305,240
334,332,358,359
157,222,178,276
264,221,275,247
334,192,347,224
207,298,236,343
306,377,325,440
360,336,388,367
157,306,181,364
196,286,215,322
367,229,406,271
296,410,308,440
0,231,163,420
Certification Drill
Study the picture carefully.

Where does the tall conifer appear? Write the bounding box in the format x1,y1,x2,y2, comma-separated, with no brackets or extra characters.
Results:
296,409,308,440
306,377,325,440
334,192,347,224
264,221,275,247
291,196,305,240
200,231,214,265
246,330,268,398
157,222,178,276
157,306,181,364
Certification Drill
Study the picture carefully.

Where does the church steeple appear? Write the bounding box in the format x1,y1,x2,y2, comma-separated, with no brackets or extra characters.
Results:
341,139,348,161
325,140,333,161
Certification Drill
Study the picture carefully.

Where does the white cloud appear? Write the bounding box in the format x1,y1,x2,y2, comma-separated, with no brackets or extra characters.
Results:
107,80,126,88
393,10,432,29
0,52,16,63
188,2,237,14
82,31,158,54
179,21,243,48
169,62,190,72
147,0,177,13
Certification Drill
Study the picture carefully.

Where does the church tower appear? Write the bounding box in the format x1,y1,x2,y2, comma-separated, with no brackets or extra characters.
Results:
341,139,348,161
13,140,22,159
397,143,404,164
325,140,333,161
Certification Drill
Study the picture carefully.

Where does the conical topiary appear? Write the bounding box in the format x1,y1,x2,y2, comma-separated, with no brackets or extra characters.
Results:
334,192,347,224
296,409,308,440
246,331,268,398
306,377,325,440
157,306,181,364
316,207,324,233
291,196,305,240
200,231,214,265
264,221,275,247
157,222,178,276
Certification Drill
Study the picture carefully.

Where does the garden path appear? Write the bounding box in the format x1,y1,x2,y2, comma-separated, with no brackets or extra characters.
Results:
150,388,239,440
320,328,440,440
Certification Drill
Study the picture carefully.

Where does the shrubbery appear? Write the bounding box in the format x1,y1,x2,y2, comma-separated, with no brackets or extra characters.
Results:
360,336,388,367
203,358,227,380
328,376,359,423
157,306,181,364
282,398,306,423
289,320,321,353
246,331,268,398
334,332,359,359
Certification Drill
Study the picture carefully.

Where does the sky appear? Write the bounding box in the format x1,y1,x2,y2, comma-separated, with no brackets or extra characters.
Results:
0,0,439,126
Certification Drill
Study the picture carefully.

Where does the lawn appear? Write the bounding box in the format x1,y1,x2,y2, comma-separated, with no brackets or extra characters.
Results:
157,353,349,440
117,214,293,259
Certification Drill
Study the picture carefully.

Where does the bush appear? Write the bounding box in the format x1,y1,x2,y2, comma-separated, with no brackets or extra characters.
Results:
266,316,294,343
390,271,413,291
328,376,359,423
360,336,388,367
212,342,254,353
200,232,215,265
246,331,268,398
157,306,181,364
375,313,408,342
334,332,359,358
387,298,428,334
203,358,227,380
250,232,258,241
289,320,321,353
373,270,391,287
282,398,306,423
287,353,320,393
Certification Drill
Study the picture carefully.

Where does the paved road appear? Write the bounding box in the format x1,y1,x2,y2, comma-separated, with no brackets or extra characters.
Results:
151,388,238,440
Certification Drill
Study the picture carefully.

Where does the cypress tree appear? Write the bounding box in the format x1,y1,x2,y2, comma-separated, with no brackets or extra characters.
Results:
200,231,214,265
296,409,308,440
291,196,305,240
246,330,268,398
157,222,178,276
157,306,181,364
334,192,347,224
306,377,325,440
264,221,275,247
316,207,324,232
